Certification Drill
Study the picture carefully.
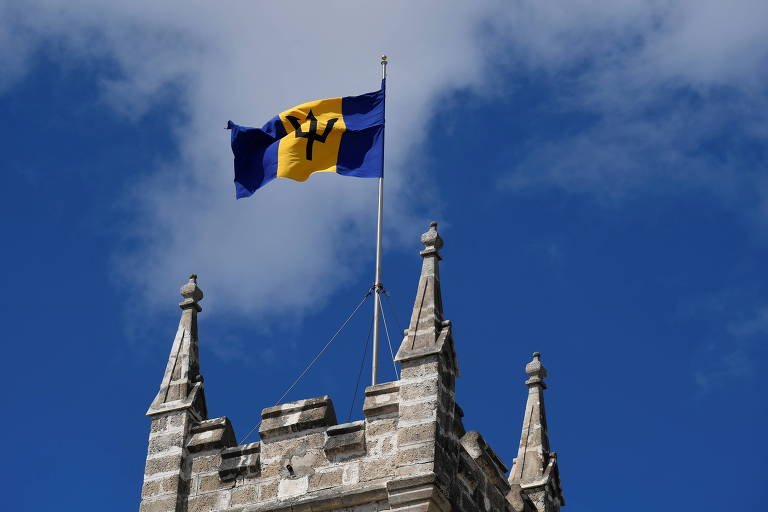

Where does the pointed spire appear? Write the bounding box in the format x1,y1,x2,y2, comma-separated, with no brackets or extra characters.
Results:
147,274,208,419
395,222,457,374
508,353,564,511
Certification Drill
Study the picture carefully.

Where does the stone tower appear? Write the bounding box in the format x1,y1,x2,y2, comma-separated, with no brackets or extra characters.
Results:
139,223,565,512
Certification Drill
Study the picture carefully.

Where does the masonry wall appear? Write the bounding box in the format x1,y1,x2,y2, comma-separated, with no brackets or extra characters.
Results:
140,359,513,512
138,228,553,512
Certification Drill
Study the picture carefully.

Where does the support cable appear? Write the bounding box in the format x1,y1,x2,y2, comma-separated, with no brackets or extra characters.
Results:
382,290,406,339
378,291,400,380
238,288,373,444
347,315,375,422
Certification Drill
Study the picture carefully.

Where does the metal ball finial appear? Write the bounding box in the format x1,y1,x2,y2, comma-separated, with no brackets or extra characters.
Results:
381,55,388,62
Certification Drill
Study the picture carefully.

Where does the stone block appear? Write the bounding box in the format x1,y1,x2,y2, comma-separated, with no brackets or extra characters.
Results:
400,378,438,401
308,468,343,491
399,401,438,424
278,475,309,499
150,416,168,433
198,473,235,493
191,454,221,474
365,417,398,438
460,430,509,493
148,431,184,455
366,433,396,458
259,396,337,441
144,454,183,476
398,357,440,379
219,442,261,481
139,495,178,512
363,381,400,417
386,473,451,512
259,479,279,501
187,417,236,454
397,422,436,447
229,484,259,506
396,462,434,479
395,444,435,467
342,463,360,485
359,458,396,482
168,414,186,428
187,491,229,512
324,420,366,460
142,475,183,498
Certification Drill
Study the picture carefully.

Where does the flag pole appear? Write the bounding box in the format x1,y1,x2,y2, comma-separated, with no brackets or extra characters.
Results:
372,55,387,385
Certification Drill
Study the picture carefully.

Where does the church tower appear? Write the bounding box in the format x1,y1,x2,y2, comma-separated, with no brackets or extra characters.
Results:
139,223,566,511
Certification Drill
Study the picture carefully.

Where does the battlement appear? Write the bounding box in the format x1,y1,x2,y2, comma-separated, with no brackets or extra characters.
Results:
139,224,564,512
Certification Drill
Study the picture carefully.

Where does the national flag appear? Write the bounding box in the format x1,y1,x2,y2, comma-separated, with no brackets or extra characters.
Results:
227,81,385,198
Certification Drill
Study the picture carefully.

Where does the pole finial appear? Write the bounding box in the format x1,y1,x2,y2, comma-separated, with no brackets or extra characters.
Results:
380,55,388,80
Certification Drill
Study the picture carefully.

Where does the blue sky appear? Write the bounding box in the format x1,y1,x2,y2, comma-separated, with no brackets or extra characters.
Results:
2,2,767,510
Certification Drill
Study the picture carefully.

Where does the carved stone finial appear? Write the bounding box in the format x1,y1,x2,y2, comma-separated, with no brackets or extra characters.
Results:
180,274,203,311
420,221,443,257
525,352,547,387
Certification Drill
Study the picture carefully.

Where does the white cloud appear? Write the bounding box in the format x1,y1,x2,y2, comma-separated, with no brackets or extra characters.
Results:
1,1,502,320
494,0,768,206
3,0,767,324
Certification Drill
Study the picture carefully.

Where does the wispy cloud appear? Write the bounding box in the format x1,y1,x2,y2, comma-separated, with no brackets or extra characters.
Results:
1,1,505,321
728,306,768,337
494,0,768,211
687,295,768,391
3,0,767,328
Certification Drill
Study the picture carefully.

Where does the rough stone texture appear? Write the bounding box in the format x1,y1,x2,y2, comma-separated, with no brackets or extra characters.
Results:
260,396,337,440
139,225,566,512
188,417,237,454
325,421,366,460
219,442,261,481
363,382,400,418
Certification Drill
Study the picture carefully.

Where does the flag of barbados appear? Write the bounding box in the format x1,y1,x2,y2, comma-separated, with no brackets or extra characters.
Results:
227,81,385,198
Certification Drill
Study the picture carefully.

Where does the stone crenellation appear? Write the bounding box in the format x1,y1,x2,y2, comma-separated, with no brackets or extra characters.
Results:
139,223,565,512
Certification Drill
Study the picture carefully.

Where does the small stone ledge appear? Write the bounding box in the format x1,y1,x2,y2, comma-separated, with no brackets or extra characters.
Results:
386,473,451,512
219,442,261,481
240,482,388,512
187,417,236,454
324,420,366,460
363,381,400,418
259,396,337,441
460,430,510,493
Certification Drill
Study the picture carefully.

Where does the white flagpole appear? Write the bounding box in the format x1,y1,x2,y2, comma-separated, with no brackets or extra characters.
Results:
372,55,387,385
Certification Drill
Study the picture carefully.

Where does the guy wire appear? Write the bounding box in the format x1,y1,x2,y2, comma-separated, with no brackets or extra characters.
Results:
348,314,375,422
378,290,400,380
239,287,373,444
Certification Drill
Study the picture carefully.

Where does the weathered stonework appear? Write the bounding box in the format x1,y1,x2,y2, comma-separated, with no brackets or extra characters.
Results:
139,224,566,512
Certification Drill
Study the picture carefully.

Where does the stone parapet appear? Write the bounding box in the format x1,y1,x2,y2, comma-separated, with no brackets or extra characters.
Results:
259,396,337,441
219,442,261,481
363,381,400,418
460,430,509,493
324,421,366,460
187,417,236,454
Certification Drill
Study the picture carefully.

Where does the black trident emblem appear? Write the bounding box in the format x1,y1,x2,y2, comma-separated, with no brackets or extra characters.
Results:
285,110,339,161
